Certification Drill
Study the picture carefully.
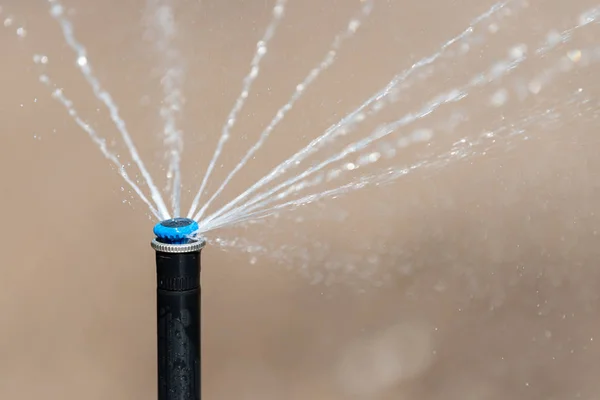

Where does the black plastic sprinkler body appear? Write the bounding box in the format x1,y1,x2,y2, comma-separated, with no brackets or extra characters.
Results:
151,217,205,400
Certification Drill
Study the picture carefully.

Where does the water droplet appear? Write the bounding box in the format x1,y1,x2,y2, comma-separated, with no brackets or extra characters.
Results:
348,19,360,33
345,162,357,171
273,4,284,18
16,26,26,37
77,56,88,67
249,256,257,265
490,88,508,107
33,54,49,64
3,17,13,27
509,44,527,59
50,4,64,17
490,62,509,79
367,152,381,163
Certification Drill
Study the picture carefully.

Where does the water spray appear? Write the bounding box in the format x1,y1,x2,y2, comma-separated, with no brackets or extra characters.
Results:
151,218,205,400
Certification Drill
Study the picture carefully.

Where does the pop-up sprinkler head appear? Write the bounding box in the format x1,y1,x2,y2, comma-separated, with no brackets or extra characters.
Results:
153,217,200,245
151,217,205,400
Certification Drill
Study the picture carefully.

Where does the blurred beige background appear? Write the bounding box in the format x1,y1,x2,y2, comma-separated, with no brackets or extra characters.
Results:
1,0,599,398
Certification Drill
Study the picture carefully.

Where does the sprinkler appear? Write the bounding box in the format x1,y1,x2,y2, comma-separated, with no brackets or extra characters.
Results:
151,217,205,400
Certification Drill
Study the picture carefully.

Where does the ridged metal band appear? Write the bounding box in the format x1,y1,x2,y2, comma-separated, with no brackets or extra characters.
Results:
151,237,206,253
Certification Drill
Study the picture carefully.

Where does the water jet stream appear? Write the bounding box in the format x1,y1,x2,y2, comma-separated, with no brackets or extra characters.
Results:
144,0,186,218
186,0,289,219
201,0,521,225
190,0,375,222
3,0,597,235
47,0,171,220
38,74,162,219
203,85,597,233
214,13,598,223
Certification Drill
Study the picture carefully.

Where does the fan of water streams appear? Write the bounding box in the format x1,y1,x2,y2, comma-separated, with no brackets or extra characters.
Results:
1,0,599,287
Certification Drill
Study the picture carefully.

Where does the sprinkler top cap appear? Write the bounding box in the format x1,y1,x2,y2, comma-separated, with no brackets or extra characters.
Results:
153,217,199,244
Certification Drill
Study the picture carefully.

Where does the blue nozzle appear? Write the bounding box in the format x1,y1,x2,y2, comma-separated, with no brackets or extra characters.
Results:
154,218,199,244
